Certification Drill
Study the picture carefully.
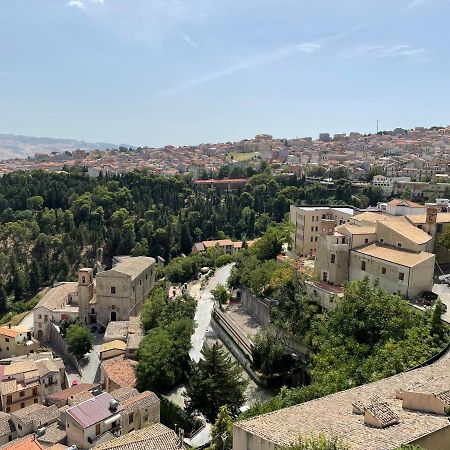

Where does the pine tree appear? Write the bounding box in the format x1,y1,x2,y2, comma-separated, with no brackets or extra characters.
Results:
210,405,233,450
0,285,8,315
29,259,42,294
185,342,248,422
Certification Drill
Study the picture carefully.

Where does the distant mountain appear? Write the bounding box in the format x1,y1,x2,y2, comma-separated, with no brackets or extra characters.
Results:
0,133,130,160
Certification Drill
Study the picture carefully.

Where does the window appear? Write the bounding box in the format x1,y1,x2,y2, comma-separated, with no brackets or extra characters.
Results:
96,424,101,436
397,243,402,248
5,338,9,343
382,267,386,275
314,237,318,242
399,272,405,281
38,314,42,319
6,347,9,351
361,261,366,271
145,274,148,280
129,413,134,424
44,315,48,322
364,238,369,244
19,391,25,398
315,226,318,232
311,226,314,232
111,286,116,294
82,276,86,284
20,403,25,409
143,415,148,422
311,237,314,242
18,425,22,431
331,254,336,264
322,272,328,282
380,238,384,243
139,280,142,286
312,216,315,222
34,399,38,404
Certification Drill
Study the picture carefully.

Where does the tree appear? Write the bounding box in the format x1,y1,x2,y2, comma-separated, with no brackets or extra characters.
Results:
65,324,93,358
252,327,293,375
401,187,412,200
430,300,446,340
29,259,42,294
211,284,229,309
185,342,248,422
210,405,233,450
0,285,7,315
283,434,350,450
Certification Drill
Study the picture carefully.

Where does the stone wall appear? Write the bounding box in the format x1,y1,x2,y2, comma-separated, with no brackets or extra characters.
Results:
47,322,81,375
241,289,272,326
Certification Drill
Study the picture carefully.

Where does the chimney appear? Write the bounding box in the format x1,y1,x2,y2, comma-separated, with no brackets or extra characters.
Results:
8,324,11,329
426,206,438,225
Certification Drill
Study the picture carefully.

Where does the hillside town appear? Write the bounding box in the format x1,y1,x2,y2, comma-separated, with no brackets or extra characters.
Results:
1,127,450,203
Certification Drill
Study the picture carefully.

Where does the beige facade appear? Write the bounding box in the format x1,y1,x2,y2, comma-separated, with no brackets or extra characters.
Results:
290,205,355,256
314,208,436,300
79,256,156,327
0,326,39,359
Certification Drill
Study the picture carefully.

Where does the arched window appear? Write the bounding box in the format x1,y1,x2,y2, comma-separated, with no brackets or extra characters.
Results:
82,276,86,284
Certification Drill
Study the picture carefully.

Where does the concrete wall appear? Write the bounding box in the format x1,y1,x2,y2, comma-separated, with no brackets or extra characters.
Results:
241,289,271,326
410,425,450,450
376,221,428,252
233,426,276,450
402,392,447,415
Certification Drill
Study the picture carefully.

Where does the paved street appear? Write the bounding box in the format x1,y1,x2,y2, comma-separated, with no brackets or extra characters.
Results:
189,264,234,362
432,282,450,323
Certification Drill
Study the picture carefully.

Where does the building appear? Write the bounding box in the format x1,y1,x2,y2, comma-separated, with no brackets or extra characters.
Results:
385,198,426,216
0,356,66,412
290,205,356,256
93,423,185,450
314,210,435,300
79,256,156,326
66,392,124,449
33,282,78,341
0,325,39,359
47,384,99,408
192,239,257,255
0,411,16,446
100,341,127,361
9,403,60,439
111,388,160,434
100,356,138,392
1,435,47,450
233,357,450,450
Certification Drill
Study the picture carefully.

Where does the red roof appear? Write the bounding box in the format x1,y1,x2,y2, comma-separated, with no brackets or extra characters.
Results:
194,178,247,184
67,392,123,428
47,383,98,402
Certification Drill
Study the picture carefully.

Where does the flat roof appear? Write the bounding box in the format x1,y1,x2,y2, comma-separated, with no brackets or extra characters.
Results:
235,357,450,450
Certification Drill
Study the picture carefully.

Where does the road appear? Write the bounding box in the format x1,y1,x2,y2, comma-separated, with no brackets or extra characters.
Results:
432,282,450,323
189,264,234,362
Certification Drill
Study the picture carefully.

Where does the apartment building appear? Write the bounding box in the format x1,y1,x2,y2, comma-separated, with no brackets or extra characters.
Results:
0,325,39,359
0,357,65,412
290,205,355,256
314,209,435,299
234,356,450,450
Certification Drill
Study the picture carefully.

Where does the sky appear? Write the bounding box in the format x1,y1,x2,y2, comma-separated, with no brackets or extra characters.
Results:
0,0,449,147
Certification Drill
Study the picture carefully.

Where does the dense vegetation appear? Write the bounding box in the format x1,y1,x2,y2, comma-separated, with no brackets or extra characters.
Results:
229,243,449,419
137,286,196,392
0,168,382,317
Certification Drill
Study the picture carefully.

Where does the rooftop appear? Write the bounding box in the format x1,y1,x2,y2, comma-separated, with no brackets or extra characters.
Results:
106,256,155,280
67,392,123,429
100,340,127,354
0,436,46,450
235,357,450,450
101,356,137,389
93,423,183,450
387,199,424,208
379,218,432,245
407,212,450,224
121,391,159,414
10,404,60,426
355,243,434,268
0,412,14,437
34,282,78,311
47,383,98,403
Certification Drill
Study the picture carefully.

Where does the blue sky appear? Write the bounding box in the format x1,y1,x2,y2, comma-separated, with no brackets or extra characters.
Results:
0,0,449,146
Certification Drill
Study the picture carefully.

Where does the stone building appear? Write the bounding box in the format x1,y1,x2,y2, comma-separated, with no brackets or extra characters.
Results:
234,357,450,450
314,210,435,299
78,256,156,327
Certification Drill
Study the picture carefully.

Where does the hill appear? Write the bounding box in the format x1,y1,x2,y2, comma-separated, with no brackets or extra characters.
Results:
0,133,127,160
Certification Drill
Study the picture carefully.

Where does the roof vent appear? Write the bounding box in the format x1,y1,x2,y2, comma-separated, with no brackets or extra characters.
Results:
36,427,46,437
109,399,119,411
364,402,399,428
351,400,366,415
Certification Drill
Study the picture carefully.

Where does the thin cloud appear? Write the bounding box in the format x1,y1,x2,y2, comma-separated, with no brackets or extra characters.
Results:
406,0,429,9
67,0,86,9
67,0,105,9
341,44,428,61
157,42,321,97
177,29,198,48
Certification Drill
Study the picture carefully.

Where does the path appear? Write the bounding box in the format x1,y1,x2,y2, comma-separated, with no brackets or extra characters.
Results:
189,264,234,362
